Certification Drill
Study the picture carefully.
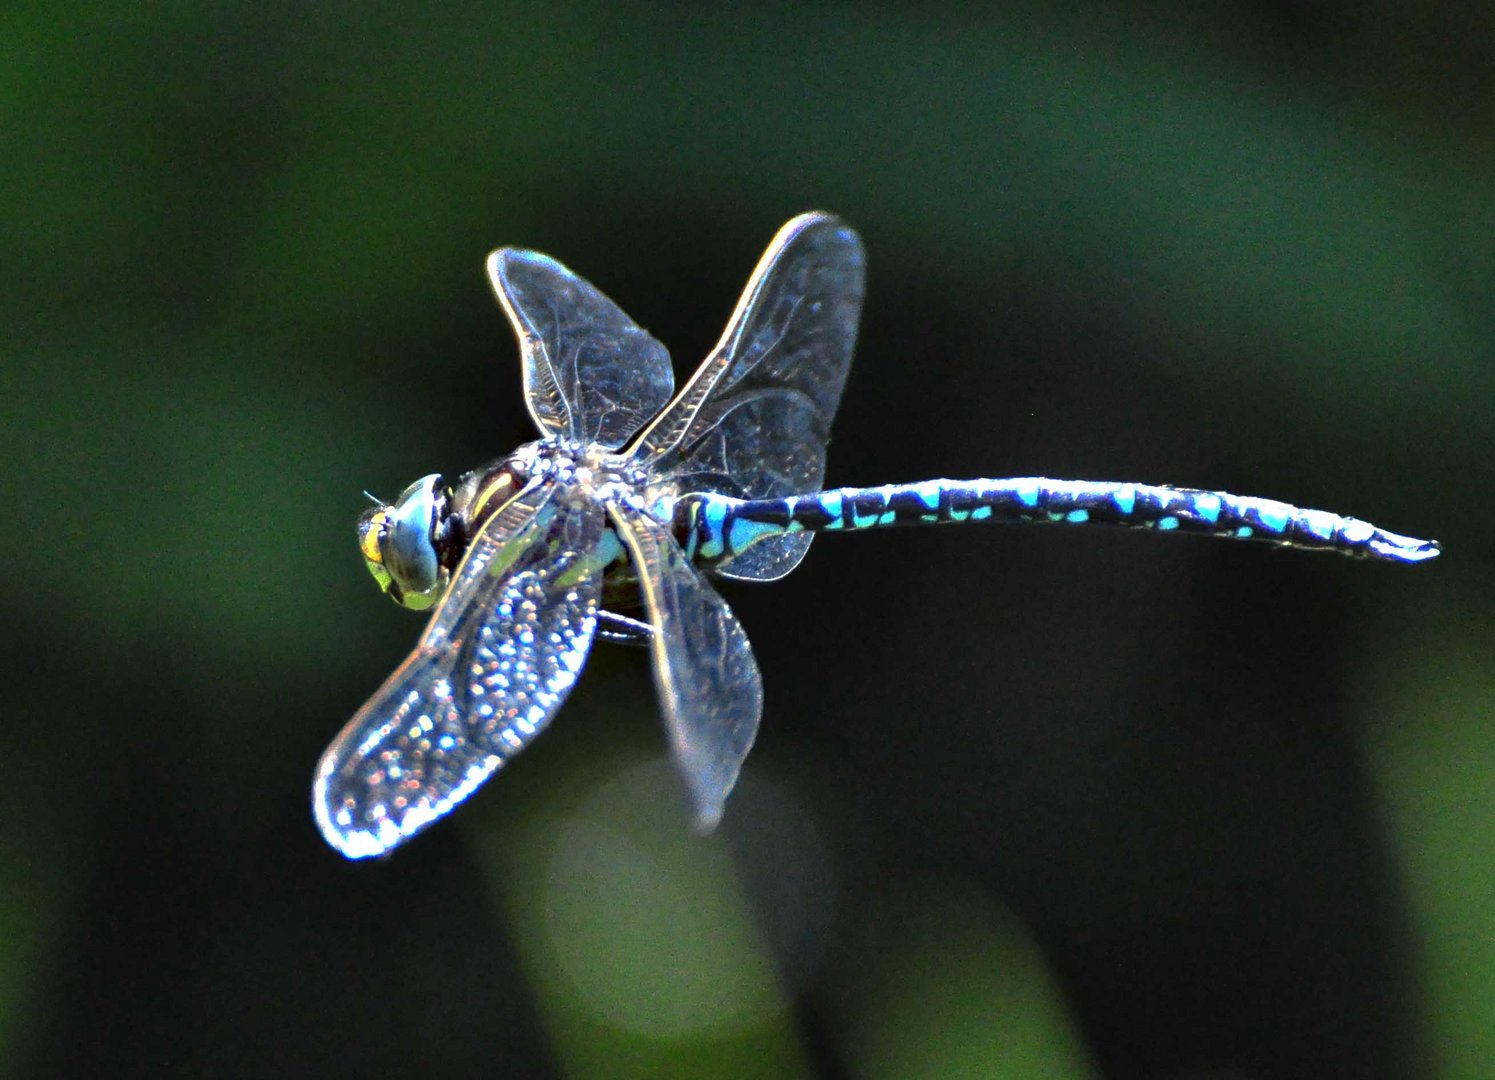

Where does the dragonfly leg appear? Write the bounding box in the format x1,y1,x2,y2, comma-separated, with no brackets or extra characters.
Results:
596,609,654,646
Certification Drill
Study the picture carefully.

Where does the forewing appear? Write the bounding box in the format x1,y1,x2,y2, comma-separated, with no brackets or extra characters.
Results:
632,212,866,579
487,247,675,449
315,483,607,858
607,499,763,829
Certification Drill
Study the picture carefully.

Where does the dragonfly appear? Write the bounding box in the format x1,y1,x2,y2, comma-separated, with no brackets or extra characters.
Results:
314,211,1440,859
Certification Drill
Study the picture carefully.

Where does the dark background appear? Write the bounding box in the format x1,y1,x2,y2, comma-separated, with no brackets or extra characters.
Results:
5,4,1492,1078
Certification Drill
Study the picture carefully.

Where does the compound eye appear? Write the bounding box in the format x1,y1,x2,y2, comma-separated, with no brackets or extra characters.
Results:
385,474,445,603
357,474,452,610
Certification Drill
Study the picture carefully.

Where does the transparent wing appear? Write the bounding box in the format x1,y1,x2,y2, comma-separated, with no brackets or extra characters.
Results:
631,212,866,579
314,482,607,858
607,498,763,829
487,247,676,450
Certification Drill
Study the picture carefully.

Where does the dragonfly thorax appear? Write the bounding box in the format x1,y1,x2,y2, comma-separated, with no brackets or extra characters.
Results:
512,436,651,496
363,439,658,613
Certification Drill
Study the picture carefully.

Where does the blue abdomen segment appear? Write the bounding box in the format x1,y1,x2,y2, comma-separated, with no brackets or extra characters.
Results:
675,478,1440,569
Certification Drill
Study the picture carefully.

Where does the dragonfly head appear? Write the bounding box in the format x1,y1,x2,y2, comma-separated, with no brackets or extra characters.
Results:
358,474,451,611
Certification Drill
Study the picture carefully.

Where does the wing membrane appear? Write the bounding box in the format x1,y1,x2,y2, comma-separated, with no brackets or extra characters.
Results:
607,498,763,829
488,248,675,449
632,212,866,579
315,482,607,858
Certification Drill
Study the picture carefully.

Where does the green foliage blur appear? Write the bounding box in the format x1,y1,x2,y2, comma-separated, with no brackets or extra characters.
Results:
3,4,1490,1078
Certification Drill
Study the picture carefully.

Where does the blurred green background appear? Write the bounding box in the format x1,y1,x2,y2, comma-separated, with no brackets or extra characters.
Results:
4,3,1491,1078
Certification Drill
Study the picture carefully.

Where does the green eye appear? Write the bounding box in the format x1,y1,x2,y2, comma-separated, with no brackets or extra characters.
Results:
357,476,448,609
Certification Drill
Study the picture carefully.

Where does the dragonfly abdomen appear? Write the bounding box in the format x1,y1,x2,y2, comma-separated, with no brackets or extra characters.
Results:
678,478,1440,569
